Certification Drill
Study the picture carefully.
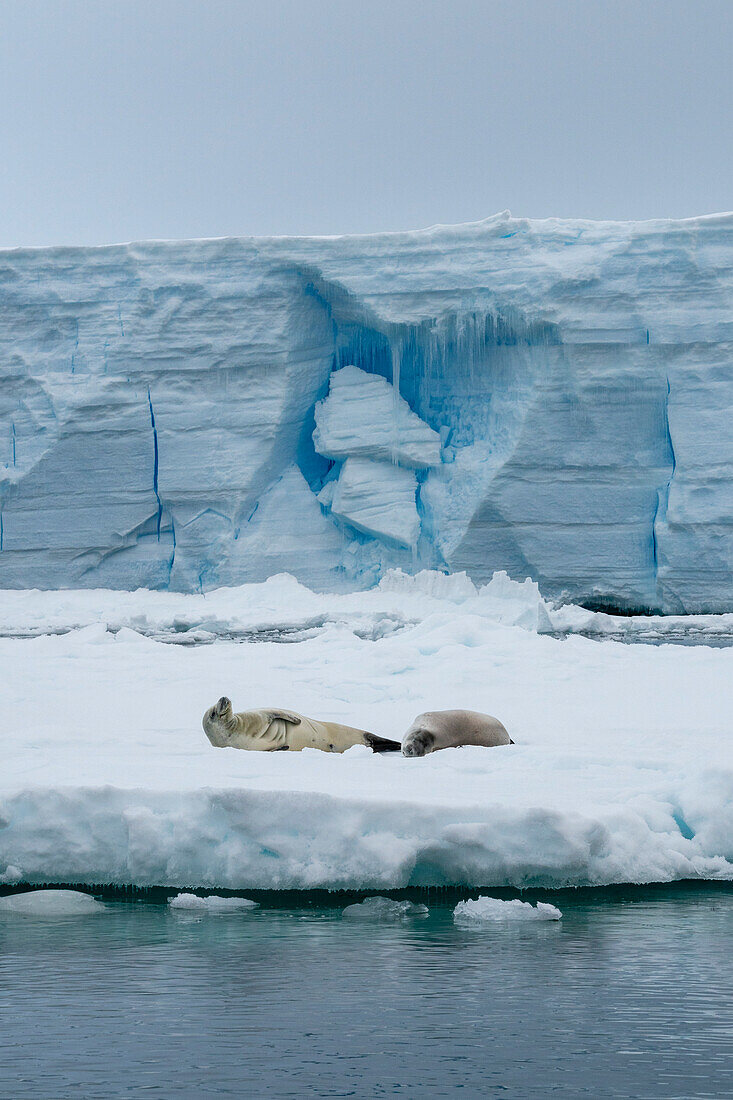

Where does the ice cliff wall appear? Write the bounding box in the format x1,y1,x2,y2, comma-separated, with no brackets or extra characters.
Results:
1,211,732,611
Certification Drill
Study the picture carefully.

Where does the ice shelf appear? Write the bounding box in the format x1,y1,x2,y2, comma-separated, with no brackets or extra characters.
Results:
1,212,732,610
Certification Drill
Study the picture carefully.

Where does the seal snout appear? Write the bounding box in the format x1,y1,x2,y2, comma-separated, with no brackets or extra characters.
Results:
402,730,431,758
203,697,236,748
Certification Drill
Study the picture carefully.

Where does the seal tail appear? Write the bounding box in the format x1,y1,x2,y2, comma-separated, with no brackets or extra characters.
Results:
363,733,402,754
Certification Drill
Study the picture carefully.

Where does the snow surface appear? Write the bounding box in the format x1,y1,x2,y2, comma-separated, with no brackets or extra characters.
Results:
0,889,104,916
0,572,731,892
453,896,562,924
342,897,429,920
2,212,733,610
168,892,258,912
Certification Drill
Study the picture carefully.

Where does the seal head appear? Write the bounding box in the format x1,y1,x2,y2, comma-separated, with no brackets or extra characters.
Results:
401,728,436,757
202,696,235,747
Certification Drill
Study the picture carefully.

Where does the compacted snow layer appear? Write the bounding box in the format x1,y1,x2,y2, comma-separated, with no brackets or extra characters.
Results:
453,896,562,924
0,573,731,892
1,213,733,610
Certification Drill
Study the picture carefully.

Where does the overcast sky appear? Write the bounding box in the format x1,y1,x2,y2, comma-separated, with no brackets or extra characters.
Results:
1,0,731,246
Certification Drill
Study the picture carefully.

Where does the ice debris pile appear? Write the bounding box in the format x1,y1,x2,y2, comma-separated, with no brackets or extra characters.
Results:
453,896,562,925
1,212,733,610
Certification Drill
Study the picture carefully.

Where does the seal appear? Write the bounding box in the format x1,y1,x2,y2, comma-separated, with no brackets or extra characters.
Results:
401,709,513,757
202,697,401,753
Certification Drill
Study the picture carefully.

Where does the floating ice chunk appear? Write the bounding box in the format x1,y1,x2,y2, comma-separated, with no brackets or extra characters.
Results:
3,575,733,893
453,896,562,925
0,889,104,916
168,892,259,912
313,365,442,469
342,896,429,920
331,458,420,548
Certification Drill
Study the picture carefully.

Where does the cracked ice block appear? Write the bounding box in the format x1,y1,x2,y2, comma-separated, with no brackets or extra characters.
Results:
313,365,442,469
330,457,420,548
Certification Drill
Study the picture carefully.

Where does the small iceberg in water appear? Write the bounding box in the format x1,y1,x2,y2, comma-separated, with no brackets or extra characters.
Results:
0,889,104,917
453,896,562,925
168,892,259,912
342,896,429,920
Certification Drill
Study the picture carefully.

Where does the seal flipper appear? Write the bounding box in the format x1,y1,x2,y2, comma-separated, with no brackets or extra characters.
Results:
268,710,301,725
363,733,402,754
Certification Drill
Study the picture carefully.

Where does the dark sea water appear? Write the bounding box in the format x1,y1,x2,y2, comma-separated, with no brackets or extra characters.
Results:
0,885,731,1099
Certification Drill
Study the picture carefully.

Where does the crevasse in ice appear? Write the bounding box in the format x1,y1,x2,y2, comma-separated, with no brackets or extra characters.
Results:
1,211,732,611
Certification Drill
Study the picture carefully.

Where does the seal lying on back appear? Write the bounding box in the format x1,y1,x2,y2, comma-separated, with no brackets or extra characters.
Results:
401,709,513,757
203,697,401,753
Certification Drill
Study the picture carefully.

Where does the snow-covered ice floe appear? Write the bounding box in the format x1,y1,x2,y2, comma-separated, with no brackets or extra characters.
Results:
0,571,732,892
168,893,258,912
342,897,429,920
453,897,562,924
0,889,104,916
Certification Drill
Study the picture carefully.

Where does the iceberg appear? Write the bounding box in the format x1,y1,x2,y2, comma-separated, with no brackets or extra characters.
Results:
0,889,104,916
0,212,732,610
168,892,258,912
453,896,562,924
342,897,429,920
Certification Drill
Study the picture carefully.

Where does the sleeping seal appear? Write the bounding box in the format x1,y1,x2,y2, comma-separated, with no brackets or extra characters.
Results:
402,709,513,757
203,697,400,753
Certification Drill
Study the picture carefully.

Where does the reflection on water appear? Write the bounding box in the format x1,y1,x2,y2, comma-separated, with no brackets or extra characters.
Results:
0,886,731,1098
551,629,733,648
